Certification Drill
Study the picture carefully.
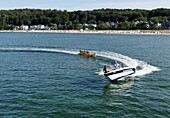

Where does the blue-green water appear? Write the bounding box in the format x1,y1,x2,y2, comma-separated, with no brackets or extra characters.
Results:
0,33,169,117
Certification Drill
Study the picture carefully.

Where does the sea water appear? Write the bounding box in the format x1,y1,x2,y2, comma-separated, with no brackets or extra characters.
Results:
0,33,169,117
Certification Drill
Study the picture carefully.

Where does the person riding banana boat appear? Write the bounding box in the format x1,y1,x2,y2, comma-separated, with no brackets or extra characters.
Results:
79,50,96,57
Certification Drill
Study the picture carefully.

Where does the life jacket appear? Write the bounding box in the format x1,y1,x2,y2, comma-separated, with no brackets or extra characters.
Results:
87,51,90,54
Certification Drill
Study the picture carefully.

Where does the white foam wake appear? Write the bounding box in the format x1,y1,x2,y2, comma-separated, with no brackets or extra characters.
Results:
96,51,160,77
0,47,79,55
0,47,160,77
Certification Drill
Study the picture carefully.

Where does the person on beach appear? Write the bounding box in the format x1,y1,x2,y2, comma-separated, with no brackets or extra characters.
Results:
114,61,121,69
103,65,111,73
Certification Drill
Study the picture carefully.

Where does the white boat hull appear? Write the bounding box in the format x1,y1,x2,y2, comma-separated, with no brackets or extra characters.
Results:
104,67,136,81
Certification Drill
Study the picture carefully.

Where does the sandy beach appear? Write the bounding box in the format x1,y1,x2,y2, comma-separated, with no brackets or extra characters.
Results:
0,30,170,35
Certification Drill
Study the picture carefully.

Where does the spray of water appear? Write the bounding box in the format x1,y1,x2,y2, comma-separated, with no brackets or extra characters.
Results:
96,51,160,77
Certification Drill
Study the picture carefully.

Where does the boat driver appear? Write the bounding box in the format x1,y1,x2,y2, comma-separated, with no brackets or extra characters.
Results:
103,65,111,73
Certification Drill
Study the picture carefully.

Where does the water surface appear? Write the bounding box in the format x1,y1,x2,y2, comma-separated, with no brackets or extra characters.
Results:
0,33,169,117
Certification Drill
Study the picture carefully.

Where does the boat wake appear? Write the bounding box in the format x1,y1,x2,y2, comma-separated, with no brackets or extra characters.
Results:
0,47,79,55
96,51,160,77
0,47,160,77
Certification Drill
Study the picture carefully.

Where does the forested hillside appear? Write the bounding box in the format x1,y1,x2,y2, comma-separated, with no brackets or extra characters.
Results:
0,8,169,30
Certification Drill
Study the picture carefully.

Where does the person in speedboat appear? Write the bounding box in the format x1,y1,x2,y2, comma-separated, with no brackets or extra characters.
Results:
114,61,121,70
103,65,112,73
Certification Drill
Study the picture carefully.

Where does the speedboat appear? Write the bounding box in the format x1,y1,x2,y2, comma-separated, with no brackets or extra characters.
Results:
78,52,96,57
104,67,136,81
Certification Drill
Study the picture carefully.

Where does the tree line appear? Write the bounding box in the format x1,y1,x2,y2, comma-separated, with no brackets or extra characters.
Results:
0,8,170,30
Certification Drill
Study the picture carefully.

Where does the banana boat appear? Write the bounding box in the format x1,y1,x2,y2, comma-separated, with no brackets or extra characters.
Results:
78,50,96,57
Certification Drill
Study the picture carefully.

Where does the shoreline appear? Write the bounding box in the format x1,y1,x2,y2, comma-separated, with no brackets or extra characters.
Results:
0,30,170,35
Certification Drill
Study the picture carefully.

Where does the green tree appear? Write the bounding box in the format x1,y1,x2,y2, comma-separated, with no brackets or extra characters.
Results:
97,21,109,30
121,21,131,30
0,8,169,30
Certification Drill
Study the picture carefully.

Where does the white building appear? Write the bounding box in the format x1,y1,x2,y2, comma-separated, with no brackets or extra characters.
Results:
80,24,97,30
88,24,97,30
30,25,37,30
13,26,20,30
80,24,88,29
109,23,118,29
20,25,29,30
45,25,50,30
37,25,45,30
110,23,115,29
157,23,162,27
